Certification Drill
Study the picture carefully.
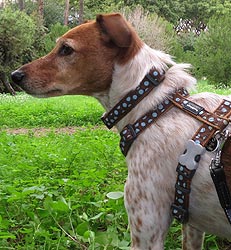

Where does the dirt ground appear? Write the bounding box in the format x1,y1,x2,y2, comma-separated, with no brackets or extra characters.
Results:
2,126,118,136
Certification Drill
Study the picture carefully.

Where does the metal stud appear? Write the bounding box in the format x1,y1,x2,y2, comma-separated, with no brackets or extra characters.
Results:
208,117,215,122
144,81,150,86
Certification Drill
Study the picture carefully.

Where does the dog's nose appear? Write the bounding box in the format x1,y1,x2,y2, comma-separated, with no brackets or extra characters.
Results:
11,70,25,84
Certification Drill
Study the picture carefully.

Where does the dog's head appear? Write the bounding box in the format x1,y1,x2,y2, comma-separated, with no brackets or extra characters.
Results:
11,13,143,98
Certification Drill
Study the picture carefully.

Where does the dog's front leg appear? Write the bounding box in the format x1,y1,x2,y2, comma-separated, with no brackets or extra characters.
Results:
182,224,204,250
125,179,173,250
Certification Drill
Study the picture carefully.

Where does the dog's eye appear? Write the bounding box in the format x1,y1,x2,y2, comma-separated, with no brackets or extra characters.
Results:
58,44,74,56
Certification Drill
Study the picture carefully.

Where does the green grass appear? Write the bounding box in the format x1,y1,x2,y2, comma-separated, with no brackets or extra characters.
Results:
0,82,230,249
0,94,104,128
195,80,231,95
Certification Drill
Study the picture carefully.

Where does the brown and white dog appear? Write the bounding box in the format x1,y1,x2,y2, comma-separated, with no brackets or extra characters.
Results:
11,13,231,249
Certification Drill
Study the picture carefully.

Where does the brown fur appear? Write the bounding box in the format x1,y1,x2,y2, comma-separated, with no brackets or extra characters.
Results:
14,14,142,98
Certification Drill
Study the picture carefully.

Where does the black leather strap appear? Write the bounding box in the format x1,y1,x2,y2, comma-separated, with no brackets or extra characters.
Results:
119,88,189,156
210,162,231,224
101,68,165,129
120,98,173,156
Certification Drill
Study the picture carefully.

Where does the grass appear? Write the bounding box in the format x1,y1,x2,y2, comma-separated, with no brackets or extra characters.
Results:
0,94,103,128
0,81,231,249
195,80,231,95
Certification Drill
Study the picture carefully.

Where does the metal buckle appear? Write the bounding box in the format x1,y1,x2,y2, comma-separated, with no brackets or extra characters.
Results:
207,130,229,152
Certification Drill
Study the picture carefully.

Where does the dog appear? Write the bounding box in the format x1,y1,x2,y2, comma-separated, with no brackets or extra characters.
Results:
11,13,231,249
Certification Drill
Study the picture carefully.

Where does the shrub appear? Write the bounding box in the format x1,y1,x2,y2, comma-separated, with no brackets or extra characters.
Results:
43,23,70,53
170,32,199,71
0,8,36,92
43,0,65,28
193,14,231,87
122,6,175,53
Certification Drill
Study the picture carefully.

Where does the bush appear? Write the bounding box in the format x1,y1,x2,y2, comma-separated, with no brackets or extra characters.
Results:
122,6,175,53
43,0,65,28
170,33,199,71
193,14,231,87
43,23,70,53
0,8,36,91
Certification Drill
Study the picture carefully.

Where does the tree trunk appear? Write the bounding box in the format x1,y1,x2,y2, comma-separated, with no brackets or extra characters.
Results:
64,0,70,26
38,0,44,22
0,72,16,96
3,81,16,96
18,0,25,11
79,0,84,24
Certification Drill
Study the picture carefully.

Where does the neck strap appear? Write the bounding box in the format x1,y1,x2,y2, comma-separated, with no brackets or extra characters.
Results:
101,67,165,129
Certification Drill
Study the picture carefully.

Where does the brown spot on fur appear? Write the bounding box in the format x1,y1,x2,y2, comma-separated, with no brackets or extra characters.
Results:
135,217,143,233
134,198,138,204
132,235,140,247
151,233,156,243
137,217,143,227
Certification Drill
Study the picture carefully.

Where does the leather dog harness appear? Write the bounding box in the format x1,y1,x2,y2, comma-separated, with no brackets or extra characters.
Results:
101,67,231,224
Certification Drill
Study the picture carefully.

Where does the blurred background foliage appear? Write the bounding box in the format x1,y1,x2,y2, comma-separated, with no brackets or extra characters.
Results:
1,0,231,94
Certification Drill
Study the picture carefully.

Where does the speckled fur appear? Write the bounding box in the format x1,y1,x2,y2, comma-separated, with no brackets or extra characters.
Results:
12,13,231,250
112,45,231,249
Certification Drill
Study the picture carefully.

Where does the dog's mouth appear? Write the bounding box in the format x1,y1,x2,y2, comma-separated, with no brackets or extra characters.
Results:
20,85,63,98
31,88,63,98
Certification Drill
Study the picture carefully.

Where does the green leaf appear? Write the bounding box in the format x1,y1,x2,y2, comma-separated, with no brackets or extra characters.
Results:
83,230,95,240
51,200,69,212
43,196,69,212
76,222,89,236
0,232,16,239
90,212,104,221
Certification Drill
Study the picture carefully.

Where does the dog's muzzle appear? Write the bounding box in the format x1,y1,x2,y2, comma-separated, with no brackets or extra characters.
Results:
11,70,26,85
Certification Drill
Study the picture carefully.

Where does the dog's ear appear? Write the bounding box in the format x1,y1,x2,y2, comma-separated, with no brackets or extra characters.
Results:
96,13,132,47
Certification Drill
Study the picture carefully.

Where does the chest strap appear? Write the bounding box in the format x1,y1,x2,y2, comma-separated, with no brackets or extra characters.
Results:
120,89,230,156
120,99,174,156
171,99,231,223
120,88,189,156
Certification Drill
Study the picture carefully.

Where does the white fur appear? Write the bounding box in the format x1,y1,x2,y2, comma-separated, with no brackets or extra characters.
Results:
97,43,231,249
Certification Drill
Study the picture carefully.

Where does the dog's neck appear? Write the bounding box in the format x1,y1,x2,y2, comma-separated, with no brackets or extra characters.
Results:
94,44,196,132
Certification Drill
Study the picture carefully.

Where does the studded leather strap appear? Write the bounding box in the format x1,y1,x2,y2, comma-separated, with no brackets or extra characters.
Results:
120,98,174,156
120,89,231,157
169,92,230,130
101,68,165,129
172,99,231,223
119,88,189,156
